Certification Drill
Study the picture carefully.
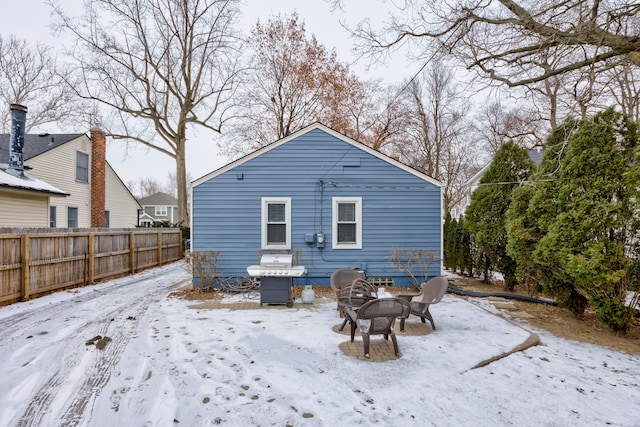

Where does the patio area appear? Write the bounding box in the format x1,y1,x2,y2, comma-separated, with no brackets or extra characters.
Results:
3,262,638,426
184,290,538,363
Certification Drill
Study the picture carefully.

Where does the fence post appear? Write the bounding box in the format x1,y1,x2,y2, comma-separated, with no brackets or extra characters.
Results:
21,234,30,301
157,230,162,266
129,231,135,274
88,233,95,284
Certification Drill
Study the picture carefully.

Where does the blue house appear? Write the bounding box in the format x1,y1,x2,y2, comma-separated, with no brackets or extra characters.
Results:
191,123,442,287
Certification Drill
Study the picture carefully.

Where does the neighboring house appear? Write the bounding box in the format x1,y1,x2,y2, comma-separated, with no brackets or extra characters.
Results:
191,123,443,286
137,192,180,226
0,129,141,228
451,146,545,220
0,163,69,227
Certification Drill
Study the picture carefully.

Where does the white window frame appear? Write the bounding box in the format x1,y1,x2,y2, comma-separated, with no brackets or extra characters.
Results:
332,197,362,249
155,206,168,216
261,197,291,250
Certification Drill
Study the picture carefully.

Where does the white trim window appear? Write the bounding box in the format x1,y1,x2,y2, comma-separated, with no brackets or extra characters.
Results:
155,206,168,216
261,197,291,249
332,197,362,249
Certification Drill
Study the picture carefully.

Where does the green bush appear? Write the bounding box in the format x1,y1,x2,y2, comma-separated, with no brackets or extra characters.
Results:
465,141,535,290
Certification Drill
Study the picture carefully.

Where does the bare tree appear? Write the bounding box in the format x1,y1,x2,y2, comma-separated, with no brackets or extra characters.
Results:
473,98,545,154
519,50,605,130
49,0,243,225
164,170,192,200
347,80,408,152
346,0,640,88
127,170,191,199
225,13,363,155
225,13,400,156
605,59,640,122
0,35,82,132
225,13,329,152
127,177,163,199
392,60,477,216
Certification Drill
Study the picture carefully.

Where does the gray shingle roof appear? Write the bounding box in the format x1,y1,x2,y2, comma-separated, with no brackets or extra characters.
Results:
138,192,177,206
0,133,85,161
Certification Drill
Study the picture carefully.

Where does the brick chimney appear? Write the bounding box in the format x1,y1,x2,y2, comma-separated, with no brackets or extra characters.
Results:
90,128,106,228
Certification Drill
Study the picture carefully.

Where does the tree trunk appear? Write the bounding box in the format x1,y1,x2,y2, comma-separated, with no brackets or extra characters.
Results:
175,130,189,227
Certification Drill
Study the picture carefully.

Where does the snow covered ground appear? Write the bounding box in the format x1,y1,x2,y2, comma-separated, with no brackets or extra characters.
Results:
0,260,638,426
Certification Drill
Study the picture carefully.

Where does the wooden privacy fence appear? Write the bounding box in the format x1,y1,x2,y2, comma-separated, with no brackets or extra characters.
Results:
0,228,183,305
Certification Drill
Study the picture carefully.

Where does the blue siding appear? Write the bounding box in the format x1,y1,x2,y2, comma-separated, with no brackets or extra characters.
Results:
192,127,442,286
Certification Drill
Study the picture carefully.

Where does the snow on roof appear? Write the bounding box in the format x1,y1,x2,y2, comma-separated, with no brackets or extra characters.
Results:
0,163,69,196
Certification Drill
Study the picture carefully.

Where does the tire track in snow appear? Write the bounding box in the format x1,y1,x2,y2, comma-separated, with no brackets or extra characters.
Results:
0,272,169,346
16,316,115,427
58,298,151,426
11,266,189,427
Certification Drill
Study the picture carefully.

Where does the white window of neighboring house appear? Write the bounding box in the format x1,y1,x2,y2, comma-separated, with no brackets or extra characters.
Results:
68,207,78,228
155,206,168,216
49,206,57,227
76,151,89,183
261,197,291,250
332,197,362,249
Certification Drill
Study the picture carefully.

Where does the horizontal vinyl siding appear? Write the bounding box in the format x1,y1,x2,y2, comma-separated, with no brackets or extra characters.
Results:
105,165,140,228
0,190,49,227
27,136,92,227
193,128,442,284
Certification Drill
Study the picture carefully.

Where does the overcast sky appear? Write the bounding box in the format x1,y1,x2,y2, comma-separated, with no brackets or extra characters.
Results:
0,0,414,187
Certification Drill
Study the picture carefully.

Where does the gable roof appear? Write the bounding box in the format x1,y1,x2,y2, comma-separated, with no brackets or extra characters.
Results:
139,211,155,221
192,122,441,188
0,133,86,162
0,163,69,196
138,192,178,206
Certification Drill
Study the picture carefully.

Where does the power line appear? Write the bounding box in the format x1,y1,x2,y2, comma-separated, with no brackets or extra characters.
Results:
473,178,568,187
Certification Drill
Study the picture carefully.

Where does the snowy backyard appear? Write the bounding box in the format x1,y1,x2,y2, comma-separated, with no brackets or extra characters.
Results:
0,260,638,426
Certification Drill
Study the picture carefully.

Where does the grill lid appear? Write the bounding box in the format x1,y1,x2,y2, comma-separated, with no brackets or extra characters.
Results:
260,254,293,268
247,253,305,277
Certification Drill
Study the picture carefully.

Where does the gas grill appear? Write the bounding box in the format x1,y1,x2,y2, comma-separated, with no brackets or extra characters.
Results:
247,254,306,306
